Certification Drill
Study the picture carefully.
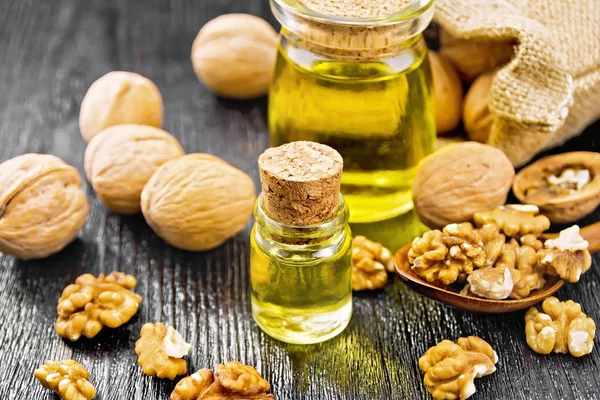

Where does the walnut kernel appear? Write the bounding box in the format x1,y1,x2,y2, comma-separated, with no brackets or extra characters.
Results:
525,297,596,357
409,223,486,286
135,322,190,379
351,236,393,291
34,360,96,400
170,362,273,400
467,267,513,300
419,337,497,400
474,204,550,238
55,272,141,341
538,225,592,283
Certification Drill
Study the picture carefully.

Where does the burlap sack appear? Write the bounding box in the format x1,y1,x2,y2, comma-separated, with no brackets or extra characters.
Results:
434,0,600,166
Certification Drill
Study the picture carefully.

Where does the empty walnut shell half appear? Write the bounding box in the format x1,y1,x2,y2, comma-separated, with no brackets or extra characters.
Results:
0,154,89,260
513,152,600,223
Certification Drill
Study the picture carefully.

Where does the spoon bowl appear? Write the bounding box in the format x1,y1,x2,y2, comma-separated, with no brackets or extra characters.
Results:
394,243,563,313
394,221,600,313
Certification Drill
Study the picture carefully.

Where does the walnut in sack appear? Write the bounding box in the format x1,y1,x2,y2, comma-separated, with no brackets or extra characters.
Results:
409,223,486,286
170,362,273,400
135,322,191,379
474,204,550,238
525,297,596,357
351,236,393,291
419,336,498,400
34,360,96,400
55,272,141,341
537,225,592,283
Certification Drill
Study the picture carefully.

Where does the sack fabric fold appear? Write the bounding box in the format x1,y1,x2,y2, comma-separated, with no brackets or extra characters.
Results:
434,0,600,166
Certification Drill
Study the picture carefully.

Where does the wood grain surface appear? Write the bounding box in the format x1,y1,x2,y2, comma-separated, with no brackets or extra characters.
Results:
0,1,599,399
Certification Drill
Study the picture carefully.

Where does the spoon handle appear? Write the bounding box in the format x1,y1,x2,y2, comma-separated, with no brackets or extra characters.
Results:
540,221,600,254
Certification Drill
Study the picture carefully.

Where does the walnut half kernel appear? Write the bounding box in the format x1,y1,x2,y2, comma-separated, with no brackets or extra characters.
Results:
525,297,596,357
35,360,96,400
55,272,141,341
419,336,498,400
351,236,393,291
537,225,592,283
171,361,273,400
135,322,191,379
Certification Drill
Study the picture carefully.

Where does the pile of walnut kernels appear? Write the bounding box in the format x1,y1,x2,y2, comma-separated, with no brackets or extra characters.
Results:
407,204,597,399
409,204,592,299
35,272,273,400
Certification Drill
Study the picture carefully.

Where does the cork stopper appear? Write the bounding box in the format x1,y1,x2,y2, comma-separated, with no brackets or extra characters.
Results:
259,141,343,225
299,0,412,19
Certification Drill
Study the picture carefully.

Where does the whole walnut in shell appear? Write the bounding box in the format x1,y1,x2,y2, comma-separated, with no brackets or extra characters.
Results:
412,142,515,229
84,125,185,214
429,51,463,135
0,154,89,259
463,71,495,143
141,154,256,251
79,71,164,143
191,14,278,99
439,29,514,82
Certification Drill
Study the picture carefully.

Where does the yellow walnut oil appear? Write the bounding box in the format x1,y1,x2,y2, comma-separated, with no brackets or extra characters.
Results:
250,195,352,345
269,37,436,223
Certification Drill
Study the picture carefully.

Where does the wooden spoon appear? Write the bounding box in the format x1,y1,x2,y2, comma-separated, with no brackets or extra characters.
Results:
394,222,600,313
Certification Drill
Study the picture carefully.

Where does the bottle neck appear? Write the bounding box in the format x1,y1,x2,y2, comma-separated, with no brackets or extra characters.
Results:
254,194,349,245
271,0,434,60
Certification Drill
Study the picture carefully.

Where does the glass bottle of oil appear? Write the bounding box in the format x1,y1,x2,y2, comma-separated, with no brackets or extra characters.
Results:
251,141,352,344
269,0,436,223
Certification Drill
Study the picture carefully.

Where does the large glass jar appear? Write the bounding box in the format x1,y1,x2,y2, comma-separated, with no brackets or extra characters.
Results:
269,0,436,223
250,194,352,345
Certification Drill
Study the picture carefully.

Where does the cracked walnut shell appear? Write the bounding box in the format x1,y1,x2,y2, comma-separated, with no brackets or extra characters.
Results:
419,336,497,400
135,322,191,380
538,225,592,283
351,236,393,291
55,272,141,341
79,71,164,143
171,362,273,400
513,152,600,223
84,124,185,214
409,223,486,286
525,297,596,357
141,154,256,251
0,154,89,260
35,360,96,400
412,142,515,229
474,204,550,238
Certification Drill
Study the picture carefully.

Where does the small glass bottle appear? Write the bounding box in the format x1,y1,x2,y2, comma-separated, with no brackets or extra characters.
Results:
269,0,436,223
250,141,352,344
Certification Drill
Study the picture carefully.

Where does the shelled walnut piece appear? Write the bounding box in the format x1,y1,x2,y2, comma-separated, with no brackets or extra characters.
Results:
537,225,592,283
171,362,273,400
473,204,550,238
419,336,498,400
135,322,191,380
525,297,596,357
408,223,486,286
351,236,393,291
35,360,96,400
54,272,141,341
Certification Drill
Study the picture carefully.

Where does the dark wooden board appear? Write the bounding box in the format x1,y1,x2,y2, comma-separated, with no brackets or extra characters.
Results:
0,0,599,399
